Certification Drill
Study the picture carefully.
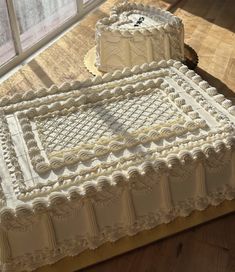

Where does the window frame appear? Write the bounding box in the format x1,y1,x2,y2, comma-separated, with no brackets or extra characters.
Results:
0,0,105,77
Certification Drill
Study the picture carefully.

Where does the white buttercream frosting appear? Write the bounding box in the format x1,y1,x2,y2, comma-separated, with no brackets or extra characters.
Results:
95,2,184,72
0,59,234,271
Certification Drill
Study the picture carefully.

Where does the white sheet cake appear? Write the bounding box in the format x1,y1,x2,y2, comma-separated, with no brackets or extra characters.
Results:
0,60,234,271
96,2,184,72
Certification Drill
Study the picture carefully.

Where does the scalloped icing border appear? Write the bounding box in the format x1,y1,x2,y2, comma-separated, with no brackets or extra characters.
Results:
10,68,217,200
0,60,234,209
96,2,183,35
19,131,234,201
1,60,234,115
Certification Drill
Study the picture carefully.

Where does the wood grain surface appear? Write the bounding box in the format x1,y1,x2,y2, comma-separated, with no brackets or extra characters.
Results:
81,213,235,272
1,0,235,271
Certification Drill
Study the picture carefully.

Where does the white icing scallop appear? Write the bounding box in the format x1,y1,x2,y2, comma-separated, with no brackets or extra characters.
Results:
78,150,94,161
35,162,51,173
173,61,183,69
0,96,10,106
179,65,188,73
192,75,202,83
154,160,167,173
188,111,199,119
198,81,209,90
59,82,71,92
23,90,35,100
222,99,232,109
94,146,108,156
142,161,155,175
167,155,180,168
179,151,193,165
128,167,141,180
109,141,123,151
97,176,112,190
50,157,64,169
112,171,126,185
206,87,217,96
229,106,235,116
181,104,192,113
214,94,225,103
11,93,22,103
149,61,159,69
159,127,174,138
175,98,185,106
185,70,195,78
63,153,79,165
169,92,179,100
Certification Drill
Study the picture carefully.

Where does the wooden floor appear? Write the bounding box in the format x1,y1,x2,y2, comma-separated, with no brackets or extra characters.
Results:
1,0,235,271
81,213,235,272
174,0,235,104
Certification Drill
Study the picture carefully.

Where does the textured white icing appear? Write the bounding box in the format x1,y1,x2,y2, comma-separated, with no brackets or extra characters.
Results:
160,174,172,211
95,2,184,72
0,60,234,271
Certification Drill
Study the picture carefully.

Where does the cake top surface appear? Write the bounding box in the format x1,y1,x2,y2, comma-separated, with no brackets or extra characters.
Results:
111,12,164,29
96,2,182,34
0,59,234,223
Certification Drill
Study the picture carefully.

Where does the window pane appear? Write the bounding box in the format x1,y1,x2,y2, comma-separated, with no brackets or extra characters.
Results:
83,0,92,4
13,0,77,50
83,0,97,5
0,0,16,65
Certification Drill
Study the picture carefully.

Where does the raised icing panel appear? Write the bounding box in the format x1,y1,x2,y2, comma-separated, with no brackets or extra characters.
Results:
0,60,234,204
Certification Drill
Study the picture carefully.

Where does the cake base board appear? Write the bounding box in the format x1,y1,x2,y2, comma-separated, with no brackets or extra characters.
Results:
84,47,103,76
84,45,198,76
34,199,235,272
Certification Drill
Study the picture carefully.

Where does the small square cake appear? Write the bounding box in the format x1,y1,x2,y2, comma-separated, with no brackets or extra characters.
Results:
96,2,184,72
0,60,234,271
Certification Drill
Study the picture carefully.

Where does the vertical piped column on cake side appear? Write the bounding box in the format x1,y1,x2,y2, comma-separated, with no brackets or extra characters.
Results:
123,35,131,67
195,161,208,210
146,37,153,62
160,174,172,211
164,32,171,59
230,151,235,187
226,147,235,200
43,213,57,250
0,229,11,263
219,137,235,200
123,187,136,235
160,173,174,223
95,29,101,68
84,198,99,246
196,163,207,197
82,183,100,246
226,137,235,200
180,26,185,59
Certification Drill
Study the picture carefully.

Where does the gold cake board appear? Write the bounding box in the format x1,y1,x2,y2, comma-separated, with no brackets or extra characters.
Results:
35,199,235,272
84,47,103,76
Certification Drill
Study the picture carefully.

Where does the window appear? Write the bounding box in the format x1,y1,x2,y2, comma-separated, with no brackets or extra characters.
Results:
0,0,104,76
13,0,78,49
0,0,16,65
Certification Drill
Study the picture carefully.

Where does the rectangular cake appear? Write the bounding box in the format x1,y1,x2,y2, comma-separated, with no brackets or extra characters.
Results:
0,59,234,271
